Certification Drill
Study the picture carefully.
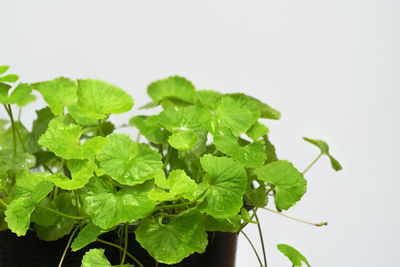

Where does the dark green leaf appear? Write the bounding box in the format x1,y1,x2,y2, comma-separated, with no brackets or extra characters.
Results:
71,223,103,251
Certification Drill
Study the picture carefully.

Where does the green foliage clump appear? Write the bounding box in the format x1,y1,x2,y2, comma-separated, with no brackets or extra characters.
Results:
0,67,342,266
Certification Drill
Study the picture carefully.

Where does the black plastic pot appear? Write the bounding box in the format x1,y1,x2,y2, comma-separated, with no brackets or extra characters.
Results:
0,230,237,267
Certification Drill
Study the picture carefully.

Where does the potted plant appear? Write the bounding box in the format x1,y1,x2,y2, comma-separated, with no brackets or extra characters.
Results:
0,66,342,267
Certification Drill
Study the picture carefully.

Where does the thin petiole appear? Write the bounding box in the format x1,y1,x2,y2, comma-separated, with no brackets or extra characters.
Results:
254,213,267,267
0,198,8,207
154,188,208,212
6,104,26,153
96,238,144,267
162,146,172,170
98,119,104,137
241,230,264,267
58,226,78,267
121,223,129,265
302,152,323,175
4,104,17,155
260,206,327,227
36,205,88,220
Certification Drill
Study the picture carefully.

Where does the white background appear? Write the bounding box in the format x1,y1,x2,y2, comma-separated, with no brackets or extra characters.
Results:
1,1,399,266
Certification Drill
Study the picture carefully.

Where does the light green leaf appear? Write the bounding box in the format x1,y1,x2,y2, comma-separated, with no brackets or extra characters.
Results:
71,223,103,251
227,93,281,120
129,115,169,144
210,95,260,136
277,244,311,267
135,209,208,264
0,83,35,106
254,160,307,210
77,79,133,119
50,159,95,190
149,106,203,133
35,193,76,241
81,249,112,267
0,151,36,177
148,169,197,201
147,76,196,104
5,171,53,236
247,121,269,141
303,137,343,171
213,128,266,168
26,107,54,153
82,178,156,229
168,130,198,150
32,77,77,115
198,154,247,218
195,90,222,110
0,66,9,76
204,215,241,232
67,103,98,126
97,134,162,186
31,198,58,226
38,116,107,159
0,122,30,153
0,74,19,83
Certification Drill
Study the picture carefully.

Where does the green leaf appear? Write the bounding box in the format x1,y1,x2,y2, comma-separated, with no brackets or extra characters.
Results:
0,66,9,76
67,103,98,126
31,198,58,226
50,159,95,190
0,83,35,106
147,76,196,104
77,79,133,119
227,93,281,120
198,154,247,218
148,169,197,201
204,215,241,232
38,116,107,159
26,107,55,153
135,209,208,264
81,249,112,267
97,134,162,186
129,115,169,144
168,130,198,150
277,244,311,267
303,137,343,171
213,127,266,168
247,121,269,141
32,77,77,115
35,193,76,241
245,183,269,207
0,122,30,152
264,136,278,164
254,160,307,210
195,90,222,110
5,171,53,236
210,95,260,136
0,74,19,83
71,223,103,251
0,151,36,177
82,178,156,229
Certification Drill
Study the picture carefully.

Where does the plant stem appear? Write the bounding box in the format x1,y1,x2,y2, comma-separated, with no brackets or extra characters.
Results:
155,261,159,267
6,104,26,153
136,132,141,143
153,188,208,212
241,230,264,267
260,206,328,227
121,223,129,265
302,152,323,175
237,186,274,233
58,226,78,267
4,105,17,155
0,198,8,207
36,205,88,220
96,238,144,267
254,213,267,267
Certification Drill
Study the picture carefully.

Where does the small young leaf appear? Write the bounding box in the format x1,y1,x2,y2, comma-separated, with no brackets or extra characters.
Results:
67,103,98,126
198,154,247,218
246,121,269,141
135,209,208,265
148,169,197,201
227,93,281,120
147,76,196,104
71,223,103,251
254,160,307,210
0,66,9,76
303,137,343,171
0,74,19,83
49,159,95,190
168,130,198,150
129,115,169,144
97,134,163,186
81,248,112,267
77,79,133,119
26,107,55,153
0,83,35,107
195,90,222,110
277,244,311,267
82,178,156,229
32,77,77,115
